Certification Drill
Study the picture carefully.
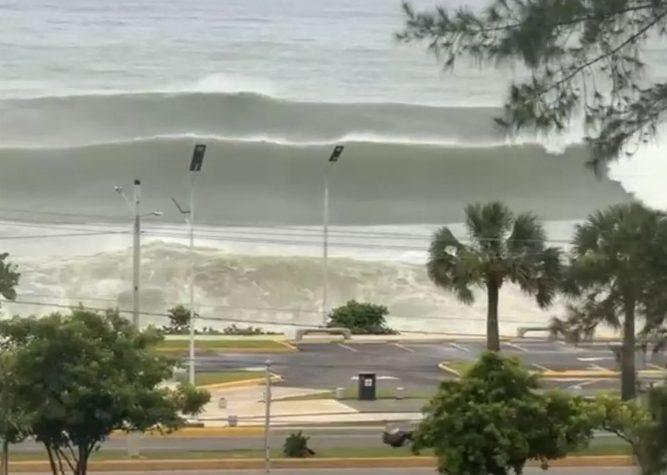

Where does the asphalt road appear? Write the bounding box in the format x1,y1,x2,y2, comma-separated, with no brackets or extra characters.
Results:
196,339,666,394
18,468,639,475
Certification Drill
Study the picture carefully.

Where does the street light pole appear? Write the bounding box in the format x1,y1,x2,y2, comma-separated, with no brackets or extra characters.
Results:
322,145,345,326
188,170,196,386
132,179,141,327
114,180,162,328
173,144,207,386
264,359,273,474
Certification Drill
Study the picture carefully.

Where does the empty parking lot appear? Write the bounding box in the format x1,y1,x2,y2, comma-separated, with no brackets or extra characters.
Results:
195,339,666,394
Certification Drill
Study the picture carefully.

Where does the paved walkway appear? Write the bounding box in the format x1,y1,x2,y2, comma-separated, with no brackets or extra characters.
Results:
196,386,421,427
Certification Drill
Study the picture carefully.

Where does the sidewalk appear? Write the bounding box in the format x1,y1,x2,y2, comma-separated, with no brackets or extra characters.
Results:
194,386,422,427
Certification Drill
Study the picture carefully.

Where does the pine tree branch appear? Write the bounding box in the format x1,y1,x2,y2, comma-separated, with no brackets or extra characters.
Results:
400,1,659,39
534,8,667,99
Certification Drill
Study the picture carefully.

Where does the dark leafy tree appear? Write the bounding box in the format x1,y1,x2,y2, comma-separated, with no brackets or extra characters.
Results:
0,354,27,475
427,202,562,351
413,352,597,475
594,389,667,475
166,305,193,333
327,300,397,335
398,0,667,171
0,308,210,475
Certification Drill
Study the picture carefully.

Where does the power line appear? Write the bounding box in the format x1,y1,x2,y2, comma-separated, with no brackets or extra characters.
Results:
0,231,128,240
17,293,320,315
0,209,575,244
6,296,557,328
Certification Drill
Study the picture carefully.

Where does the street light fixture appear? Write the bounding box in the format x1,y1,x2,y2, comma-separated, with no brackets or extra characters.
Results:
172,143,207,386
322,145,345,326
114,179,161,327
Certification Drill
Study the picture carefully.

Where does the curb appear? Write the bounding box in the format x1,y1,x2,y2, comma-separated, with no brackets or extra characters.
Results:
437,362,666,380
134,427,265,438
156,346,296,354
197,373,283,390
277,340,300,351
542,370,666,379
5,455,635,472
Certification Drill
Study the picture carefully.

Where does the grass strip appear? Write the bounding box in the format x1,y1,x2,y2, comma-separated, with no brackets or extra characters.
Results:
155,339,287,354
7,439,632,462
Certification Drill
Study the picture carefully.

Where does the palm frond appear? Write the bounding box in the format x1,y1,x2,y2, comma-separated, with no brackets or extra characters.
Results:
464,201,513,252
427,226,481,304
550,290,622,342
533,247,563,308
507,212,546,255
549,315,596,344
559,262,582,298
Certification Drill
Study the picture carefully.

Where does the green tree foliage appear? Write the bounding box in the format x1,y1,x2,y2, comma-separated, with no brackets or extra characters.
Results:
0,308,210,475
0,253,19,303
427,202,561,351
282,431,315,458
398,0,667,170
166,304,192,333
327,300,397,335
551,202,667,400
593,389,667,475
0,354,27,475
414,352,596,475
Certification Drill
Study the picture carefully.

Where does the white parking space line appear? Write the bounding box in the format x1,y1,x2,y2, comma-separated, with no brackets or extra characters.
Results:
555,341,584,352
504,342,528,352
568,379,602,390
393,343,415,353
338,343,359,353
449,343,471,353
532,363,551,372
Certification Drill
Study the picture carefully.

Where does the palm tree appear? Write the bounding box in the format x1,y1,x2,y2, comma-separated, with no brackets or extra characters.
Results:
551,202,667,400
0,253,19,303
427,202,562,351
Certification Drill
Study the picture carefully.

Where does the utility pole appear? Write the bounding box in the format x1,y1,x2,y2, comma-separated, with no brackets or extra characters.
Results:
172,143,207,386
322,145,345,326
114,180,162,328
132,179,141,327
264,359,273,474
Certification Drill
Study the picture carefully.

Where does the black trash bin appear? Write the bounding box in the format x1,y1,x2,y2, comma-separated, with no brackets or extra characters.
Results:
358,373,376,400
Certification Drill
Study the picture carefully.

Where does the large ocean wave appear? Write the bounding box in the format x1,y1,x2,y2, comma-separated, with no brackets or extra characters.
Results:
0,136,629,225
0,89,631,332
0,91,582,150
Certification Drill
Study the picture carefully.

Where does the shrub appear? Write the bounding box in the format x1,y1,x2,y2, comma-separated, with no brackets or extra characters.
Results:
222,324,278,335
166,305,194,333
327,300,397,335
283,431,315,458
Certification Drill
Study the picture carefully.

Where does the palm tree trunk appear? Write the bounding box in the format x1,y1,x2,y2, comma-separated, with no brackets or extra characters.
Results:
486,281,500,352
621,297,637,401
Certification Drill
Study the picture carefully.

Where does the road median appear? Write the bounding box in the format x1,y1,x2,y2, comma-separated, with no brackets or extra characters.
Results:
155,338,298,355
5,455,636,472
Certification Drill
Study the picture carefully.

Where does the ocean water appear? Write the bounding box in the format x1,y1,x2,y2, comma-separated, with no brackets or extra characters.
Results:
0,0,661,335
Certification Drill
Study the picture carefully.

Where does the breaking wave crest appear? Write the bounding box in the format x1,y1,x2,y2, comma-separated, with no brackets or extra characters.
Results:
0,91,581,151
